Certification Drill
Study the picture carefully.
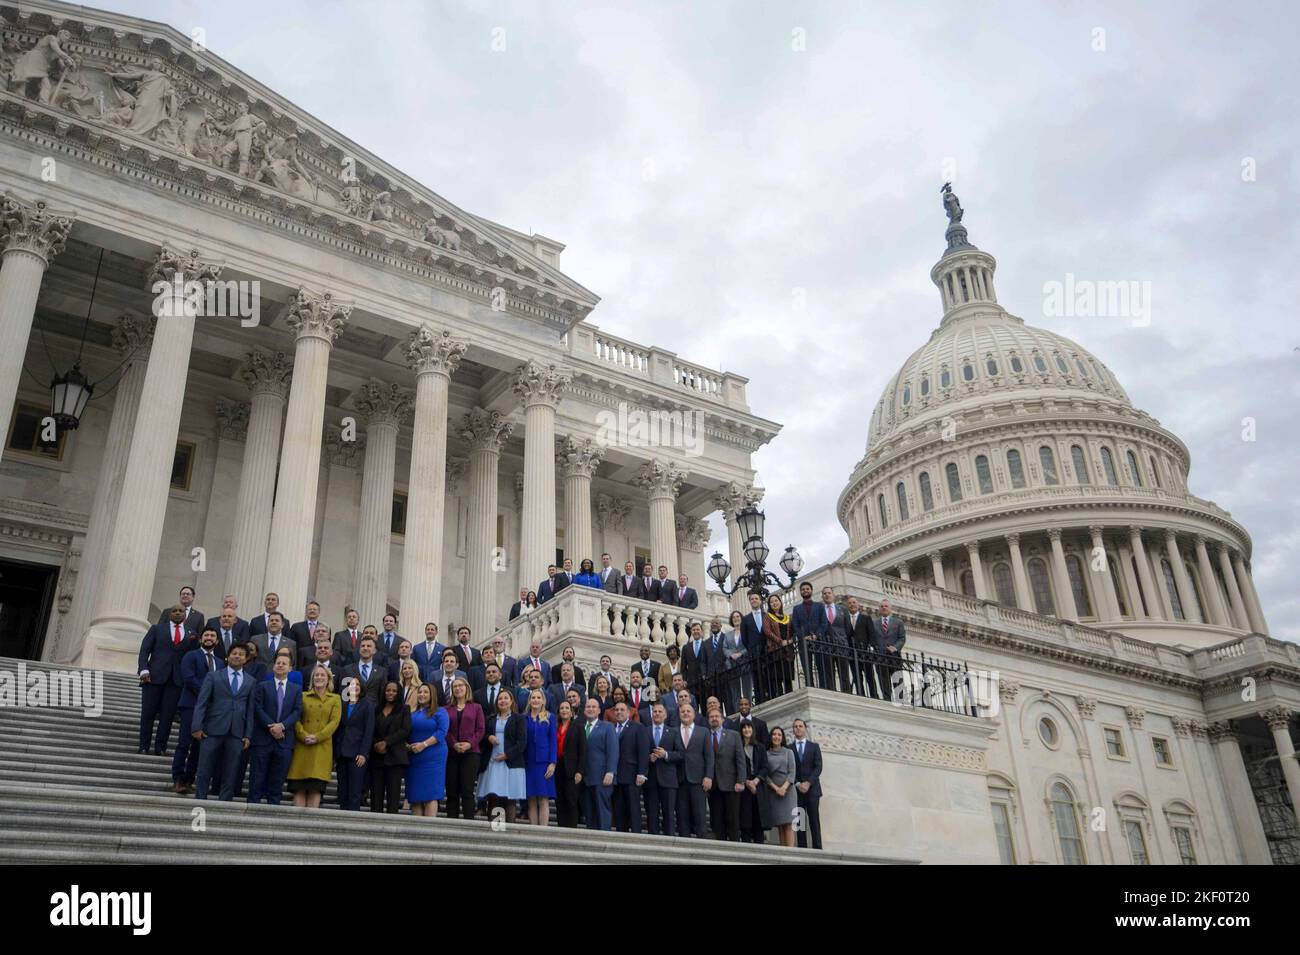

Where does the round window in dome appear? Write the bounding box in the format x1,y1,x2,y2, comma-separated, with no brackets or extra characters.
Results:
1038,717,1060,748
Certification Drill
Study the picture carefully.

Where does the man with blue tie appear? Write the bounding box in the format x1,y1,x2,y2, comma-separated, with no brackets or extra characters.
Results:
173,627,221,793
205,599,249,660
192,643,257,801
580,697,618,831
342,634,387,705
792,719,824,849
644,702,681,835
681,621,711,695
375,613,401,666
249,651,303,804
739,593,767,702
411,622,445,682
610,701,649,833
251,612,290,670
138,604,193,755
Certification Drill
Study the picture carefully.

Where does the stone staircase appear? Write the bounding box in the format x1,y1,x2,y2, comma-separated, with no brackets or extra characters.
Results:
0,658,902,864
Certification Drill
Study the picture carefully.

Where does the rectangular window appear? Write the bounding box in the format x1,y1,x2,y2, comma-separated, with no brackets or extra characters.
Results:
1104,727,1126,758
171,441,196,491
1124,820,1149,864
1172,826,1197,864
391,492,408,536
1151,736,1173,767
991,801,1016,865
6,401,66,460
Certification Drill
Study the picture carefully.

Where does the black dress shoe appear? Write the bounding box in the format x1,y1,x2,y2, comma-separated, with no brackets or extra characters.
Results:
137,747,148,754
153,748,166,756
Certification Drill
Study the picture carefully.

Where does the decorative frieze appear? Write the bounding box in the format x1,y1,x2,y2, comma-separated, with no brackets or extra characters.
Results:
806,724,987,773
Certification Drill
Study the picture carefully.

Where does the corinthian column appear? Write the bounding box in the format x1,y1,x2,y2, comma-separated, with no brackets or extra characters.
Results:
558,435,603,565
963,541,988,600
1165,530,1202,623
223,350,291,610
714,482,762,611
928,550,947,590
400,325,465,635
513,361,570,591
59,315,152,662
352,381,413,626
1047,528,1075,621
1262,708,1300,829
638,460,686,579
1005,533,1032,611
460,408,513,642
1193,535,1229,626
0,194,74,459
1232,551,1269,634
82,249,221,670
1089,526,1121,622
264,288,351,617
1129,526,1164,621
1216,544,1249,630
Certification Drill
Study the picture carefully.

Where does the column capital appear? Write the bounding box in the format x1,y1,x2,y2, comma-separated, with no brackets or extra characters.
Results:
1261,706,1293,731
215,397,250,442
596,493,631,532
1124,705,1145,728
676,514,712,553
1127,524,1145,540
405,323,467,378
713,480,763,516
1191,532,1208,547
353,380,414,428
1170,717,1194,738
895,562,910,578
557,434,604,479
0,193,75,262
446,457,467,494
963,540,981,555
459,407,513,453
1004,532,1021,547
147,245,223,287
1188,720,1210,740
926,550,944,563
512,359,571,409
323,428,365,468
1088,525,1106,542
1047,527,1064,543
636,459,685,501
1075,696,1097,720
239,349,292,399
110,313,155,356
1163,527,1179,545
280,287,351,344
997,679,1020,704
1206,721,1236,743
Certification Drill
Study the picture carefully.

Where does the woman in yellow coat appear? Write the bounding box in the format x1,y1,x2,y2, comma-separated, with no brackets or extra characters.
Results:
289,665,341,808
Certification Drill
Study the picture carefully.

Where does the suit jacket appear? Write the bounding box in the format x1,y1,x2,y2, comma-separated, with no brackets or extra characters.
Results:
298,659,345,691
556,718,586,782
387,656,419,686
251,677,303,749
537,577,559,604
508,601,526,620
706,726,747,789
624,685,653,723
629,657,660,685
716,630,747,674
340,660,388,706
249,611,292,637
792,739,823,799
580,719,618,786
552,571,573,595
137,622,189,686
474,682,512,714
598,567,618,591
251,631,294,668
518,657,552,684
663,693,699,729
431,670,469,708
193,667,257,738
180,646,223,707
450,643,482,672
499,654,522,687
644,721,683,788
653,578,674,603
410,640,446,681
331,628,364,666
288,619,329,652
874,614,907,654
481,710,527,768
549,662,582,686
336,697,376,760
373,631,404,662
739,610,767,659
821,602,851,643
704,633,727,675
664,585,699,609
638,578,661,602
157,605,205,637
680,638,712,687
608,573,636,596
445,702,485,752
675,723,714,786
205,618,249,660
610,719,649,784
791,601,828,639
586,670,621,696
549,680,587,713
372,704,411,767
725,713,770,747
843,610,879,650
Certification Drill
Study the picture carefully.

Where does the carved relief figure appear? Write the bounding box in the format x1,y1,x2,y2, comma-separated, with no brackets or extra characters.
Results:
216,101,267,177
8,29,78,104
421,218,461,251
105,57,177,138
366,190,394,224
256,132,321,201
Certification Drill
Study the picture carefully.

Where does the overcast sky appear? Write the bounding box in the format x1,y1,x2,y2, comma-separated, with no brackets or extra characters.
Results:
115,0,1299,639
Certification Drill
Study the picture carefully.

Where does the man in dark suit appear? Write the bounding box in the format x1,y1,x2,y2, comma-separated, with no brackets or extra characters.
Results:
644,702,681,836
725,697,769,746
507,588,529,620
518,639,551,684
580,697,618,831
675,702,713,838
791,581,829,688
680,621,712,692
551,663,586,713
586,655,620,696
609,701,649,833
537,565,560,604
597,553,617,590
653,565,673,603
288,600,327,656
173,627,221,793
450,626,482,672
626,670,653,723
548,645,582,687
873,598,907,703
820,586,852,692
342,635,387,705
374,613,402,665
248,592,289,636
739,592,767,695
489,636,520,687
251,611,292,668
386,638,416,685
138,605,193,755
706,707,747,841
411,622,444,683
332,609,363,667
514,666,551,712
248,651,302,804
664,573,700,610
208,608,249,662
791,718,823,849
157,585,204,638
299,636,345,688
433,650,469,707
630,643,660,687
468,645,498,693
663,681,699,729
191,643,257,801
474,663,510,713
554,558,575,595
335,677,375,811
842,595,880,697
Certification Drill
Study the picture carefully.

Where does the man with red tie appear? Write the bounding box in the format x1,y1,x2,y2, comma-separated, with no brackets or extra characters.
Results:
331,608,363,666
627,669,652,723
137,605,196,755
156,585,204,638
872,599,908,703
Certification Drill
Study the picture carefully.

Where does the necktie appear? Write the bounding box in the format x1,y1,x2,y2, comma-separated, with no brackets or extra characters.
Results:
173,623,182,646
681,726,689,746
222,630,230,651
633,690,640,709
713,731,720,752
361,663,369,681
490,687,497,706
350,630,357,647
444,678,451,698
585,721,593,738
798,741,805,759
679,588,685,600
309,620,316,632
205,651,215,672
616,722,623,736
655,726,662,746
883,618,890,631
230,671,240,694
276,682,285,720
828,606,835,623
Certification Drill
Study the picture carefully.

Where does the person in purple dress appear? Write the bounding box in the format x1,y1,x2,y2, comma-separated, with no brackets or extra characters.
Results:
523,688,558,826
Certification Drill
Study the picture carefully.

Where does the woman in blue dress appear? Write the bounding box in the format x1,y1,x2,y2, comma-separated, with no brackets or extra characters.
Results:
407,683,449,817
476,686,526,820
523,687,557,826
573,558,603,589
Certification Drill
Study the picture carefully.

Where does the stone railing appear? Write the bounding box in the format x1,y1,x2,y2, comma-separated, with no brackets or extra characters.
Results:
672,359,724,399
1189,634,1300,676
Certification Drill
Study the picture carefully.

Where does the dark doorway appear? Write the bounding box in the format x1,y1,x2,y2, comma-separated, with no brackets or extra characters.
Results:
0,557,59,660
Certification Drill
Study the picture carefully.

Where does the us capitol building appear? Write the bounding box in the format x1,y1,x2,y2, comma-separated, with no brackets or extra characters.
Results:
0,1,1295,865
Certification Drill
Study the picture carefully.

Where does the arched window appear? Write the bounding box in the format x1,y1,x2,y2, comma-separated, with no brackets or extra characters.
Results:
1109,558,1129,616
1100,447,1119,486
919,472,934,511
1010,355,1024,374
986,357,999,376
1071,445,1090,485
940,368,952,389
946,462,963,502
1161,559,1185,620
1126,449,1143,486
960,570,976,597
1050,782,1086,865
1055,354,1070,375
1076,357,1090,378
1149,455,1161,489
1007,449,1026,489
1065,554,1092,617
993,562,1016,606
1028,558,1055,615
920,375,930,397
877,494,888,530
1185,562,1207,622
1039,446,1059,486
975,455,994,494
1033,353,1048,373
962,363,975,382
896,482,910,521
902,383,911,405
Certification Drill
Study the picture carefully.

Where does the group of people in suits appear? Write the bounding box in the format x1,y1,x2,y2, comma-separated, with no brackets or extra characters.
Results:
508,555,701,620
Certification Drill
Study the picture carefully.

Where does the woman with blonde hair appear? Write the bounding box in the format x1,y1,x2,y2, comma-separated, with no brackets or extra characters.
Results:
287,665,340,808
523,688,557,825
398,659,423,710
407,683,449,817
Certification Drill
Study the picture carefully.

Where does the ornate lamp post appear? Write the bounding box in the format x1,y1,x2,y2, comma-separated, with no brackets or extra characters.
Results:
706,505,803,598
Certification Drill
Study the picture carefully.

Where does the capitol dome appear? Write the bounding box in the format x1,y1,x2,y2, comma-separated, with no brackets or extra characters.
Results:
836,189,1268,650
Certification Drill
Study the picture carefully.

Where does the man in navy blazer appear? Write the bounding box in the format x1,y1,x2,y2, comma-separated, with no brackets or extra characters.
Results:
517,639,552,685
674,702,714,838
410,622,445,683
609,701,649,833
248,592,291,636
791,718,824,849
791,581,831,688
248,652,303,804
335,677,375,811
157,585,204,638
644,701,682,836
580,697,618,831
173,627,222,793
663,573,700,610
138,605,194,755
206,607,250,662
536,565,560,604
192,643,257,800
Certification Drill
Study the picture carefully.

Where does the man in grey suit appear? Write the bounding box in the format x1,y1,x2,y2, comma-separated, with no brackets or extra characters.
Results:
644,702,681,835
874,599,907,703
341,635,387,705
674,702,714,838
251,611,292,667
192,643,257,800
705,707,747,841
